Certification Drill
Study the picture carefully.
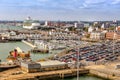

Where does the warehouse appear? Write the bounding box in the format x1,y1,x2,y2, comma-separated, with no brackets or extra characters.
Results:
37,60,68,71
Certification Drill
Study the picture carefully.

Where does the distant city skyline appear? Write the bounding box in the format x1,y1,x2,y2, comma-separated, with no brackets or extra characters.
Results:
0,0,120,21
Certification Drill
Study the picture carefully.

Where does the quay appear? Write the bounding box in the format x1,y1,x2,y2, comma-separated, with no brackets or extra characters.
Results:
0,64,19,72
3,68,89,80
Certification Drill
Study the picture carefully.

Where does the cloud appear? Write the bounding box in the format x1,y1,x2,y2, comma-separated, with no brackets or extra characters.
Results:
77,0,120,9
81,0,107,8
36,0,49,2
84,0,106,4
0,0,120,9
111,0,120,4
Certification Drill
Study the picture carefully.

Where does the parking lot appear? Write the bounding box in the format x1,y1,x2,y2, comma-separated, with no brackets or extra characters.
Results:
54,41,120,65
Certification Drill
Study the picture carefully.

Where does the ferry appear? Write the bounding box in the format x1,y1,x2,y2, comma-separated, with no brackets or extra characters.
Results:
23,17,40,29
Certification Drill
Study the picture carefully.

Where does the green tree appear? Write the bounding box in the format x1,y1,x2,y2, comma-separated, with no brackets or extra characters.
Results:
83,27,88,32
109,26,115,30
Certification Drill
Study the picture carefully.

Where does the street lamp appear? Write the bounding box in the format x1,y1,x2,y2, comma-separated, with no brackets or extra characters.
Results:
77,48,79,80
112,20,117,58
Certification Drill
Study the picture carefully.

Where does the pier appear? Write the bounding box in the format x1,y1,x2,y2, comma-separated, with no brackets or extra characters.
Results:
2,68,89,80
22,40,36,48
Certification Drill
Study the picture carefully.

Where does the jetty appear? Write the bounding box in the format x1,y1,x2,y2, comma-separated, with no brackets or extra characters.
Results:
22,40,36,48
2,68,89,80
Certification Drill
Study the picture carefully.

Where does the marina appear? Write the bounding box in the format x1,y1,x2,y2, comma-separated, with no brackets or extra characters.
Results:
1,0,120,79
0,23,120,80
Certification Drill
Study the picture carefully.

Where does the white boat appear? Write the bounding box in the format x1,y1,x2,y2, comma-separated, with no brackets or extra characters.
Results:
23,17,40,29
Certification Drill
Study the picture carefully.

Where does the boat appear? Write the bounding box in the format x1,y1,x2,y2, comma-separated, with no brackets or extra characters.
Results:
31,48,49,53
23,16,40,29
32,40,49,53
7,47,31,62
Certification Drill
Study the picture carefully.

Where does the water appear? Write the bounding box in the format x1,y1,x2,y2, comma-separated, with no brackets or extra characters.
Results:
0,24,23,30
0,42,52,61
62,75,106,80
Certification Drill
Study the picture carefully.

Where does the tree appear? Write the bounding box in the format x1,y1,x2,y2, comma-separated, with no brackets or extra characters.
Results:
68,27,76,31
109,26,115,30
83,27,88,32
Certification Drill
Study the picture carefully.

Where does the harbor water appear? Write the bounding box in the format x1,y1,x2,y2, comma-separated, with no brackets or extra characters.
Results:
0,24,23,30
61,75,106,80
0,42,52,61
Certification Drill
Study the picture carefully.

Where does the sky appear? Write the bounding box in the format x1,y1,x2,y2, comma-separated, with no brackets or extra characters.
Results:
0,0,120,21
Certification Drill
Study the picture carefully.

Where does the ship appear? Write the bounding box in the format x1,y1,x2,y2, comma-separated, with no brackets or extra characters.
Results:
7,47,31,63
23,17,40,29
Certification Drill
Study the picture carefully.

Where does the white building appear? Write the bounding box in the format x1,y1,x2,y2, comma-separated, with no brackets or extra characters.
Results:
65,28,69,32
45,21,48,26
0,31,10,38
88,26,94,33
101,23,105,29
90,31,105,40
74,22,84,28
10,31,16,36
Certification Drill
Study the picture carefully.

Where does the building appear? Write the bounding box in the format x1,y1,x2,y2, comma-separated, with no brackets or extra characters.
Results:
74,22,84,28
101,23,105,29
106,31,120,40
116,26,120,31
90,31,106,40
0,31,10,39
21,61,41,73
88,26,94,33
45,21,48,26
37,60,68,71
21,60,68,73
10,31,16,36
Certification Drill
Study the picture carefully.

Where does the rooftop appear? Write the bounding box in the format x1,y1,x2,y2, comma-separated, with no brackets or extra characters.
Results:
37,60,66,67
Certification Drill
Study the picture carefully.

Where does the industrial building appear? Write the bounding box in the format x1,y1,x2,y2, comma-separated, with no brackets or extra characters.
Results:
21,60,68,73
